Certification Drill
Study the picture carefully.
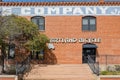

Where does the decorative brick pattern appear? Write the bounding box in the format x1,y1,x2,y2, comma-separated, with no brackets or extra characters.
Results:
0,2,120,6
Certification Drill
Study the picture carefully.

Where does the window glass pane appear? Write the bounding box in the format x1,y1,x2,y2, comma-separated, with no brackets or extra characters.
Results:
90,19,95,25
9,44,15,59
82,25,89,31
38,19,44,25
90,25,96,31
40,49,44,54
83,19,88,25
10,49,15,57
39,25,45,30
31,16,45,30
31,18,37,24
82,16,96,31
39,50,44,60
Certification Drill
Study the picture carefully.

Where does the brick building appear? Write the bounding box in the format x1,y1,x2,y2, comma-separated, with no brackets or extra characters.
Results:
0,0,120,64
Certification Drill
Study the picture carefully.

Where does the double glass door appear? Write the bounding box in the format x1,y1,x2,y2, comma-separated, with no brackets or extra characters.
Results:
82,48,96,63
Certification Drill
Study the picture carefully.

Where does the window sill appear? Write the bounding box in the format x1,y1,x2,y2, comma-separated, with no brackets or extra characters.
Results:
82,30,97,32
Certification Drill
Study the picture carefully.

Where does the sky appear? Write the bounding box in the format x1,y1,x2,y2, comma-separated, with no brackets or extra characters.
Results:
2,0,120,2
3,0,98,2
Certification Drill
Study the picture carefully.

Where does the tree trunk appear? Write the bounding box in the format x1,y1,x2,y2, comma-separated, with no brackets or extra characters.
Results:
1,42,6,73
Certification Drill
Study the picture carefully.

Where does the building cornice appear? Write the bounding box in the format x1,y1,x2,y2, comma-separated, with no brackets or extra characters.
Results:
0,2,120,6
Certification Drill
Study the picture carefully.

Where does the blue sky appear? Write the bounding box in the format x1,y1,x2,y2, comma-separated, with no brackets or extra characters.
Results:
2,0,99,2
2,0,120,2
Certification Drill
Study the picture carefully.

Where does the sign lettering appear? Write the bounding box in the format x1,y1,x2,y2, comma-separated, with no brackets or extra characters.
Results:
0,6,120,16
50,38,101,43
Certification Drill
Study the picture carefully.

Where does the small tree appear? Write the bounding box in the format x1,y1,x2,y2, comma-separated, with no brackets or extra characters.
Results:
0,15,49,72
25,34,49,52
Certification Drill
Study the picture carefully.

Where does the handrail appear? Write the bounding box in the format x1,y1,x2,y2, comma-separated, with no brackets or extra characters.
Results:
87,55,99,76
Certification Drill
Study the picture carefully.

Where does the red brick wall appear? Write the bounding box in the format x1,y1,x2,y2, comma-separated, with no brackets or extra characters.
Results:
23,16,120,64
98,55,120,64
0,78,15,80
101,78,120,80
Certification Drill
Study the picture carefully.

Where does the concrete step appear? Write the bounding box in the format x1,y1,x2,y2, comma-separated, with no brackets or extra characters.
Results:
23,64,96,80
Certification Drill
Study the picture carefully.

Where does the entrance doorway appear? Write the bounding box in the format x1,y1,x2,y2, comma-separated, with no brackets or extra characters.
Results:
82,43,97,63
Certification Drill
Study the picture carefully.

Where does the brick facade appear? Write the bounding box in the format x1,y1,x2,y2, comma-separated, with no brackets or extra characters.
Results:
24,15,120,64
0,75,17,80
100,77,120,80
0,2,120,64
101,78,120,80
0,78,15,80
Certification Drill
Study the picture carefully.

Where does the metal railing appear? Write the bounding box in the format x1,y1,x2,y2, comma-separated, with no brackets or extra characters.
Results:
99,55,120,65
0,54,31,76
16,55,31,75
87,55,99,76
98,55,120,72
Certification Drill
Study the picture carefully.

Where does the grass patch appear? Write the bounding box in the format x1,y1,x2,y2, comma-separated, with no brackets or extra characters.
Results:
100,71,120,75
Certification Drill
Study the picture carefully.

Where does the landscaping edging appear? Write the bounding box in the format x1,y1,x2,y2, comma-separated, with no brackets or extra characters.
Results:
0,75,18,80
100,75,120,80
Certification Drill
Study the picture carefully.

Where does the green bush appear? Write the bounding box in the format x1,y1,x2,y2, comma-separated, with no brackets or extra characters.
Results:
100,71,108,75
100,71,120,75
115,65,120,71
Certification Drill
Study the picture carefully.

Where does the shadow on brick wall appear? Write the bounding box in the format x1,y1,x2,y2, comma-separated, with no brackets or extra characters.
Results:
43,48,57,64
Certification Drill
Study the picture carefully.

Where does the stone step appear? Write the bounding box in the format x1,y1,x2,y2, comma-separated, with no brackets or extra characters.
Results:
24,64,96,80
24,75,95,79
24,78,95,80
25,78,95,80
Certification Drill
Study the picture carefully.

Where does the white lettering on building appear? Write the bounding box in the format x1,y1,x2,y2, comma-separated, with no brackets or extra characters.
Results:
73,8,84,14
34,7,44,15
50,38,78,43
1,6,120,16
86,7,97,14
78,38,101,43
99,7,108,14
48,7,60,15
50,38,101,43
63,7,72,15
21,7,31,15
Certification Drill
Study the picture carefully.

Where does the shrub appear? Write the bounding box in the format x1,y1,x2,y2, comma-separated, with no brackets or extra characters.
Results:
100,71,120,75
107,66,116,72
101,71,108,75
115,65,120,71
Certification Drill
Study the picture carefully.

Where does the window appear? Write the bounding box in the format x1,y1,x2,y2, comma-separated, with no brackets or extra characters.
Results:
82,16,96,31
8,44,15,59
31,16,45,31
30,49,44,60
39,49,44,60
